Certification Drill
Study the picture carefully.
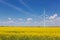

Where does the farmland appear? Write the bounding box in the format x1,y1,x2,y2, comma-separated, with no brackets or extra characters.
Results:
0,26,60,40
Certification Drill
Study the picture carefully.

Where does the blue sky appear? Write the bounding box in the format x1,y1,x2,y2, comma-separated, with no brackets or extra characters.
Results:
0,0,60,26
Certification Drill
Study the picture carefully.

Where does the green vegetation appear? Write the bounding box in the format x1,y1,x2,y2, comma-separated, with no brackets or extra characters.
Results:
0,35,60,40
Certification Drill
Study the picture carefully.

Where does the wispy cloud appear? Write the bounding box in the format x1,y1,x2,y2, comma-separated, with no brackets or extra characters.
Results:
19,0,34,12
0,1,39,18
18,0,41,18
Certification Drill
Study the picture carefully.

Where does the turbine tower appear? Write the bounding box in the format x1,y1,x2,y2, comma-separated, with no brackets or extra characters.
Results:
44,9,45,27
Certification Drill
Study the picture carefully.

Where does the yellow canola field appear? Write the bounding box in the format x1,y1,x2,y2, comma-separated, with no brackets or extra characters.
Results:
0,27,60,37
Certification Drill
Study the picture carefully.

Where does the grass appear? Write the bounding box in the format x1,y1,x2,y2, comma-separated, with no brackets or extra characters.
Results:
0,26,60,40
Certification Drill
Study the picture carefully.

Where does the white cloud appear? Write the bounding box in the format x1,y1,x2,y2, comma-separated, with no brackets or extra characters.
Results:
0,16,60,26
57,17,60,20
0,18,15,25
7,17,15,23
25,21,31,24
34,21,38,24
27,18,32,21
8,17,12,20
25,18,32,24
0,21,14,25
45,16,60,26
45,19,60,26
49,14,58,19
18,18,23,21
7,20,14,23
15,22,24,25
